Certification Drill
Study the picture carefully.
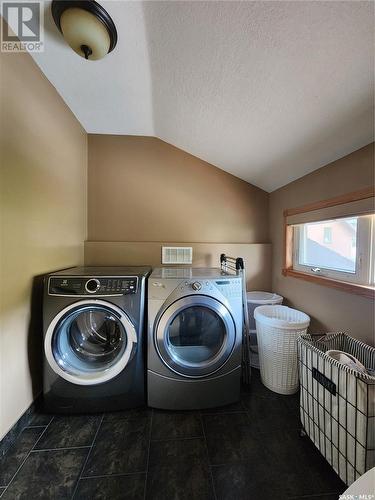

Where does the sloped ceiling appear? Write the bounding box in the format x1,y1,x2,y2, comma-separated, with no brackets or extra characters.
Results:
31,1,374,192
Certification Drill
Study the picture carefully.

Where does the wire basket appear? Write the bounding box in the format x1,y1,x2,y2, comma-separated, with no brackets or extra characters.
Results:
297,332,375,485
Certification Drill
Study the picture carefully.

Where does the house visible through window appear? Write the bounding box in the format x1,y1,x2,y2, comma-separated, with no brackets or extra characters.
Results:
323,227,332,244
292,215,374,285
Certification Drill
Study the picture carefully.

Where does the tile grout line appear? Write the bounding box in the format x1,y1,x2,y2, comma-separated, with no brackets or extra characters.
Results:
200,410,247,416
24,424,50,429
143,409,154,500
0,416,55,497
70,414,104,500
30,445,91,453
80,471,147,480
209,462,241,468
150,435,206,443
199,413,218,500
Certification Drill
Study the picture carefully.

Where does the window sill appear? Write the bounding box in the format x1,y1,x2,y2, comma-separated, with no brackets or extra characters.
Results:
282,268,375,299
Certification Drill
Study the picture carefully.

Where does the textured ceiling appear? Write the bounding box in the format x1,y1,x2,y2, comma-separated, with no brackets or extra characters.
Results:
31,1,374,192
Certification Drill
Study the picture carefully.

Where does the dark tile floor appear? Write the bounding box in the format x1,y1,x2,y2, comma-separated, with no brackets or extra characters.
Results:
0,371,346,500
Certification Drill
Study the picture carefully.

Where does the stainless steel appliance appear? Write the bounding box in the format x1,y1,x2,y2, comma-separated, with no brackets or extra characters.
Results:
43,266,151,413
147,268,243,409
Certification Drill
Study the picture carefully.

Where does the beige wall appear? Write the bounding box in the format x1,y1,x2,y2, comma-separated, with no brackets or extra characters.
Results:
88,135,269,243
270,144,374,345
0,50,87,439
87,135,271,289
84,241,272,291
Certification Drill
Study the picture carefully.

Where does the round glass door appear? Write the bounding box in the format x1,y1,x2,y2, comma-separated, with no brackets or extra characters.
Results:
156,296,236,377
45,300,137,385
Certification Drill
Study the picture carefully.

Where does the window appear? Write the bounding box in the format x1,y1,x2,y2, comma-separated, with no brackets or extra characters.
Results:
282,187,375,297
292,215,374,285
323,227,332,244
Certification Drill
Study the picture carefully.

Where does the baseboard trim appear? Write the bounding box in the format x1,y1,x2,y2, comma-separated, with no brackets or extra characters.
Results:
0,393,42,458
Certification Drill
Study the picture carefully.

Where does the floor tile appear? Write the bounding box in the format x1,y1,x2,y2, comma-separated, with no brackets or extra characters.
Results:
0,427,44,486
243,369,272,397
240,382,252,394
28,412,54,426
2,448,88,500
211,461,285,500
34,415,101,450
200,400,244,414
242,394,300,432
149,437,207,467
244,369,300,400
146,462,214,500
83,417,150,476
260,428,345,497
212,457,343,500
0,377,346,500
73,473,146,500
283,391,300,412
297,434,346,495
151,411,202,440
203,413,263,465
103,406,151,422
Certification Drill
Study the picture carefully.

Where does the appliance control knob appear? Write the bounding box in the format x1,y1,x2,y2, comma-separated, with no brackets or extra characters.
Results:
85,278,100,293
192,281,202,291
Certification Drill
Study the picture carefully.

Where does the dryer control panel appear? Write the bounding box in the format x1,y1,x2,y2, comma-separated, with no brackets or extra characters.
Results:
48,276,138,296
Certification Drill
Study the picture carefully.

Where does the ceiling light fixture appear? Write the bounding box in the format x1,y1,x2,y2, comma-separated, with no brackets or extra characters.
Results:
51,0,117,61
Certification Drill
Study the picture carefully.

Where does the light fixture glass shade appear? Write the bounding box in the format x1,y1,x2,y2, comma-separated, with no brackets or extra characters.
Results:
60,7,110,60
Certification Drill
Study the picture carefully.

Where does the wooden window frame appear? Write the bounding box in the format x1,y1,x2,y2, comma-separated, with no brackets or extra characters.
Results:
282,187,375,299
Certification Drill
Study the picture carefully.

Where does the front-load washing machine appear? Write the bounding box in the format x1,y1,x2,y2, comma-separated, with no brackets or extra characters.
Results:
147,268,243,410
43,266,151,413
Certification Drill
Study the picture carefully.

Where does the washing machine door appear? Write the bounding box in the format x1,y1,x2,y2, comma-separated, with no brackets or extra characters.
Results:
45,300,137,385
155,295,236,377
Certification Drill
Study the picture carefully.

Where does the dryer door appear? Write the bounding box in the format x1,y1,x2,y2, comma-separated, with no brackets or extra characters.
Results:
155,295,236,378
45,300,137,385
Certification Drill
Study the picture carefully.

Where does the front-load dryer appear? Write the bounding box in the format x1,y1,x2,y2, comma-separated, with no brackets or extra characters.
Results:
43,266,151,413
147,268,243,410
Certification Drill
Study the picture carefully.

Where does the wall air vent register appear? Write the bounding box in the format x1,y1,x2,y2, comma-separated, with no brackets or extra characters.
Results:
162,247,193,265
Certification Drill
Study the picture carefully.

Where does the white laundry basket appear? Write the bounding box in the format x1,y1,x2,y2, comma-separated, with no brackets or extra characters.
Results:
246,292,283,368
254,305,310,395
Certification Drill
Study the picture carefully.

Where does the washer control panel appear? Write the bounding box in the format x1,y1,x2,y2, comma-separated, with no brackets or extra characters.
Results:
214,279,242,298
49,276,138,296
176,279,241,297
191,281,202,291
